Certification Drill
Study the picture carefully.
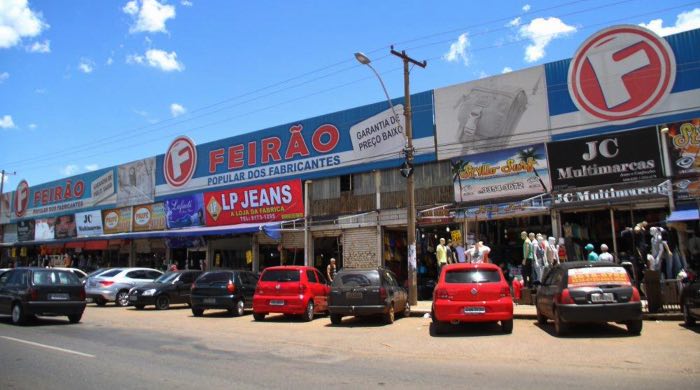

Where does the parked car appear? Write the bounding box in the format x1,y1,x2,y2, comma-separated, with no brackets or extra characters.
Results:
0,267,86,325
85,268,163,306
190,270,258,317
431,263,513,335
328,267,409,325
128,270,202,310
53,267,89,284
535,261,642,336
680,274,700,326
253,266,329,322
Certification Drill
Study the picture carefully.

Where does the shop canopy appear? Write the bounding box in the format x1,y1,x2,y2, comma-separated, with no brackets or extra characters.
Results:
667,208,700,222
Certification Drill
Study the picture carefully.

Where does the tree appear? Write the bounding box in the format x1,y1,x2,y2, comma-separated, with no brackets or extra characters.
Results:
451,159,467,202
516,147,548,192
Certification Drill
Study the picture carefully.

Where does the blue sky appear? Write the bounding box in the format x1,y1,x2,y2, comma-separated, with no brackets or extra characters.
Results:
1,0,699,189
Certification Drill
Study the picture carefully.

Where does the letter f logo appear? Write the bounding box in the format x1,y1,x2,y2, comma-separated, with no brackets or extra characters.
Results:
165,136,197,188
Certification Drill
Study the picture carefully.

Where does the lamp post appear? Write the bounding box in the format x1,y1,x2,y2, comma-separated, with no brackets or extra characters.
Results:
354,49,426,305
0,170,16,220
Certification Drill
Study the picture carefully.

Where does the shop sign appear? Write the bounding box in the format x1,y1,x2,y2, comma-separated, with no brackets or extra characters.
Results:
54,214,77,239
203,179,303,226
459,196,551,219
132,202,166,232
665,119,700,177
91,170,115,205
102,207,132,234
673,176,700,203
14,180,29,218
34,218,55,241
3,223,17,243
76,210,104,237
547,127,662,191
17,220,35,241
165,194,205,229
452,143,550,203
553,181,669,205
117,158,156,207
435,66,550,159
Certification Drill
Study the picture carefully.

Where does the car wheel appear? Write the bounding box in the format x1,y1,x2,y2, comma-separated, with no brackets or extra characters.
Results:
301,301,314,322
191,308,204,317
626,319,643,335
68,313,83,324
384,303,395,324
235,299,245,317
536,306,547,325
401,300,411,318
11,303,27,325
134,305,145,310
501,319,514,334
155,295,170,310
95,297,107,307
115,291,130,307
253,313,266,321
554,308,568,336
330,313,342,325
683,304,696,326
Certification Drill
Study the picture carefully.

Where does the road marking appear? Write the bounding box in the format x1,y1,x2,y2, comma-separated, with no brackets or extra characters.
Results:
0,336,95,358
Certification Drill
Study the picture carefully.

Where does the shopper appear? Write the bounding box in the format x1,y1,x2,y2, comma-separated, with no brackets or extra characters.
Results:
436,238,447,275
599,244,614,262
326,258,337,282
585,243,599,262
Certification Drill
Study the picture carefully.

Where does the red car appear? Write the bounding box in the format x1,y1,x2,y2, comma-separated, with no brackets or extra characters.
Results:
431,263,514,334
253,266,330,322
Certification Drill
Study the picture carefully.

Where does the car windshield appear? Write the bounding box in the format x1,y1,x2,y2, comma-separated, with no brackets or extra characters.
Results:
261,269,300,282
445,269,501,283
333,271,379,287
32,270,81,286
196,272,231,284
567,266,631,287
155,272,180,283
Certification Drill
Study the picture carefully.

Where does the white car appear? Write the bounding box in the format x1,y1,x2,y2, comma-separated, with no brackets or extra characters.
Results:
53,267,89,284
85,268,163,306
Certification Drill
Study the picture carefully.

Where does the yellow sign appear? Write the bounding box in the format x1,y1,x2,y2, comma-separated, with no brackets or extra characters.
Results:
451,230,462,245
11,248,16,257
245,250,253,265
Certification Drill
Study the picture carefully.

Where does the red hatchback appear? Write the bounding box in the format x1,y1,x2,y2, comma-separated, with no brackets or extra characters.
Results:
253,266,330,322
432,263,513,334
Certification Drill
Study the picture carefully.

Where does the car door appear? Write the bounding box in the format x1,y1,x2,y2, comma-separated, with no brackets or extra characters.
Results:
538,269,559,318
385,271,404,308
314,270,329,311
0,270,14,314
240,272,256,307
305,269,320,310
176,272,196,303
124,270,144,288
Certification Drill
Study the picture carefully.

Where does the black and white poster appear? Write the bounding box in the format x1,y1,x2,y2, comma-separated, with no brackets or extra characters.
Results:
17,220,35,242
547,127,663,191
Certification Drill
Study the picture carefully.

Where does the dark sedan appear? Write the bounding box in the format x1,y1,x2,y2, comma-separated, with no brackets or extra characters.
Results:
128,270,202,310
0,268,86,325
535,261,643,336
190,270,258,317
681,275,700,326
328,267,409,325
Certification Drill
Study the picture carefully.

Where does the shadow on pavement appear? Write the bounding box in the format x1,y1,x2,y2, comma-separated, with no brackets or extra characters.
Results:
534,321,639,338
323,315,405,328
679,323,700,334
128,305,190,312
429,321,510,337
0,316,76,327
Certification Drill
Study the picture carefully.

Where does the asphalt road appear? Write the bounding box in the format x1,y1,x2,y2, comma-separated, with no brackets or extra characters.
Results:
0,303,698,389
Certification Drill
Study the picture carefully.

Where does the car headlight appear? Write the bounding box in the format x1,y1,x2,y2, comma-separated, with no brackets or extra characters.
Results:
142,289,157,296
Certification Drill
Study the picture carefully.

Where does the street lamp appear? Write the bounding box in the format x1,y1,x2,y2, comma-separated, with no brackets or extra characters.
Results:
353,52,402,137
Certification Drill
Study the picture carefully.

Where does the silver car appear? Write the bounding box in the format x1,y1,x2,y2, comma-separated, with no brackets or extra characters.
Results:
85,268,163,306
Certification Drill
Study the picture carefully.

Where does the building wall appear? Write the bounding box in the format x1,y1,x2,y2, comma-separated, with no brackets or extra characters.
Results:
342,227,379,269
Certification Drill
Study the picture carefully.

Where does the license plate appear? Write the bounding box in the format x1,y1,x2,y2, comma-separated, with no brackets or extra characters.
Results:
48,293,69,300
203,298,216,304
591,293,615,303
346,292,363,299
270,300,285,306
464,306,486,314
129,295,137,301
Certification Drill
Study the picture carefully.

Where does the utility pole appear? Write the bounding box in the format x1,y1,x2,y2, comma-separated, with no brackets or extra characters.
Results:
390,46,426,306
0,170,17,220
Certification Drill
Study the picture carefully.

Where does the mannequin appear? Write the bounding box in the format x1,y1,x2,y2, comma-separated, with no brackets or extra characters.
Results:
546,237,560,267
521,231,533,287
467,241,491,264
534,234,547,282
557,237,568,262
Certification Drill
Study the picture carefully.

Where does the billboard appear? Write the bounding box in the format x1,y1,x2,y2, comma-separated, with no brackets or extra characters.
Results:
117,158,156,207
54,214,77,239
453,143,550,203
34,218,55,241
132,202,167,232
17,220,34,241
3,223,17,243
102,207,132,234
204,179,304,226
664,118,700,177
76,210,104,237
435,66,550,159
165,194,205,229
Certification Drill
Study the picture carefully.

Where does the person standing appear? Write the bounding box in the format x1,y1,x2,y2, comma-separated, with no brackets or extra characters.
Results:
436,238,448,275
521,231,533,287
326,258,337,282
63,253,72,268
599,244,614,262
585,243,599,262
446,239,455,265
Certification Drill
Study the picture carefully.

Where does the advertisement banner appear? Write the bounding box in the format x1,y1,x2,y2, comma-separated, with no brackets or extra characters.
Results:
453,144,550,203
102,207,132,234
165,194,205,229
34,218,55,241
553,180,669,207
3,223,17,243
673,176,700,203
132,202,166,232
54,214,77,239
665,119,700,177
435,66,550,159
91,170,115,206
204,179,304,226
75,210,104,237
547,127,662,191
117,158,156,207
459,196,552,220
0,193,11,224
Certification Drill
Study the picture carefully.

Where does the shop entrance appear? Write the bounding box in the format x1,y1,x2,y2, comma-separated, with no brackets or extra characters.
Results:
210,235,252,270
471,214,551,269
313,236,342,275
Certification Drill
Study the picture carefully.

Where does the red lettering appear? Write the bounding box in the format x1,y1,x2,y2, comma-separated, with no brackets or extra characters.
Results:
64,180,72,198
55,186,63,201
228,145,245,170
74,181,84,198
261,137,282,164
285,124,310,159
209,149,225,173
247,142,256,166
312,124,340,153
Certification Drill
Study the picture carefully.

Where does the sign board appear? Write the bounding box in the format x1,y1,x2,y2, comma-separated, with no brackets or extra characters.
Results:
34,218,55,241
165,194,205,229
665,119,700,177
117,158,156,207
553,180,669,206
132,202,167,232
76,210,104,237
3,223,17,243
102,207,133,234
54,214,77,239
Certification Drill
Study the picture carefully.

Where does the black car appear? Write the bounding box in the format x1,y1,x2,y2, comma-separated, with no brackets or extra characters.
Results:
535,261,643,336
0,268,86,325
190,270,258,317
680,276,700,326
328,267,409,325
128,270,202,310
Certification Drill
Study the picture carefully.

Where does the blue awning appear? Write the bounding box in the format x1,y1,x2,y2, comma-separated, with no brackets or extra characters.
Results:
667,209,699,222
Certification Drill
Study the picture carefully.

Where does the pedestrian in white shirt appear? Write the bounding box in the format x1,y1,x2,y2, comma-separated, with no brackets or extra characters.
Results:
599,244,614,263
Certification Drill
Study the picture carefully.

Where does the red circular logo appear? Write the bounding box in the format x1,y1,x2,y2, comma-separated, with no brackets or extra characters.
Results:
164,136,197,188
568,25,676,123
14,180,29,218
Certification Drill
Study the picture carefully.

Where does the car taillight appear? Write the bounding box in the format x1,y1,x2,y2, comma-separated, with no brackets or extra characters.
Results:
227,280,236,294
630,287,641,302
379,287,387,300
79,287,86,300
557,288,574,304
99,281,114,287
435,288,449,300
500,285,511,298
29,288,39,301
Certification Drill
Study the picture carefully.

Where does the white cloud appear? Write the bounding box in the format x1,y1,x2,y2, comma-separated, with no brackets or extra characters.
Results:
443,33,470,65
640,8,700,37
106,57,114,65
0,0,48,49
60,164,79,176
28,123,36,129
123,0,176,34
181,0,193,6
0,114,15,129
35,88,46,94
522,4,531,12
502,67,513,73
78,58,95,73
26,39,49,53
127,48,184,71
84,164,99,171
126,53,144,65
170,103,186,117
508,17,521,27
518,17,576,63
0,71,8,83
